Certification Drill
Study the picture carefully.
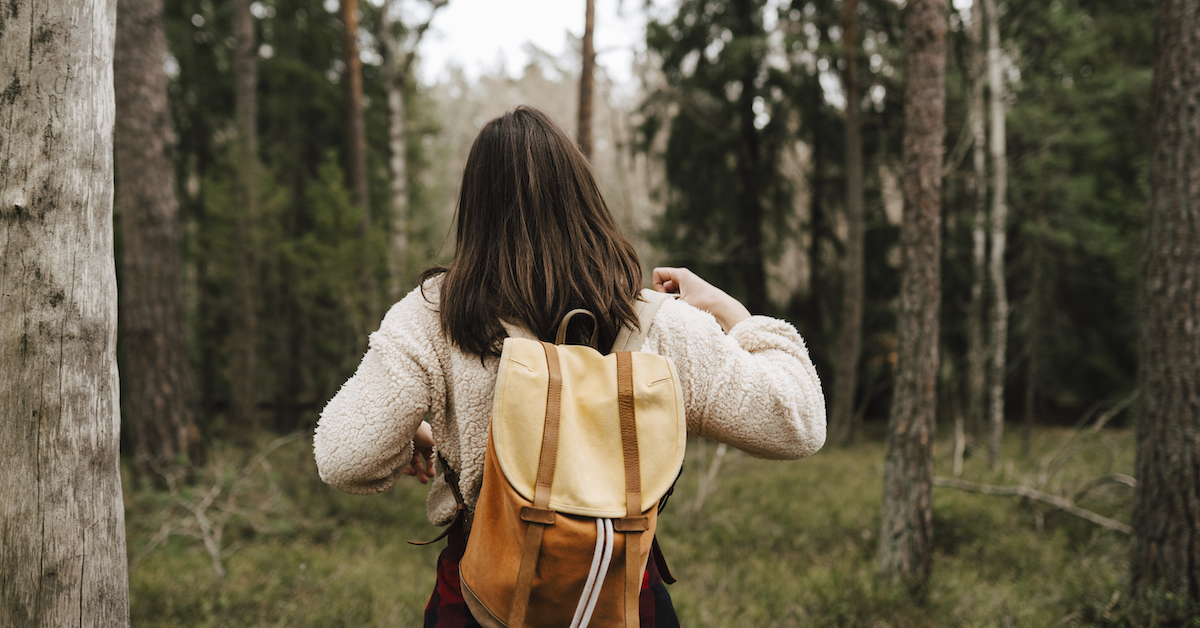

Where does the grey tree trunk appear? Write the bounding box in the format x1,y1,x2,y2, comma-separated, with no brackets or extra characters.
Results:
1129,0,1200,617
966,0,988,456
0,0,130,624
379,0,409,301
231,0,259,431
342,0,369,218
984,0,1009,470
878,0,945,597
115,0,203,478
379,0,447,302
830,0,865,446
578,0,596,159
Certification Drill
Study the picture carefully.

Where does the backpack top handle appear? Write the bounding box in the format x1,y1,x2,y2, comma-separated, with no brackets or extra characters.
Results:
555,309,599,349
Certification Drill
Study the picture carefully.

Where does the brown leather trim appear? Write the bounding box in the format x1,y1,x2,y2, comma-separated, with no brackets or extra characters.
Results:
534,342,564,510
612,516,649,532
652,536,676,585
507,341,564,627
462,578,507,628
519,507,556,525
407,506,462,545
616,351,644,628
507,521,546,627
554,308,599,348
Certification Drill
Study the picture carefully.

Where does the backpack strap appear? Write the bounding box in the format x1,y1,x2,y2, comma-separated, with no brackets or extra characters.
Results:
610,289,673,353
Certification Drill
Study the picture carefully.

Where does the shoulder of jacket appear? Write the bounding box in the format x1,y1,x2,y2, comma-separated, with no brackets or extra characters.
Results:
373,275,444,344
646,296,723,343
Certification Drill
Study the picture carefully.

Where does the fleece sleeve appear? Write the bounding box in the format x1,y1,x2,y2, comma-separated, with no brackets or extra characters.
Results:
649,299,826,460
313,288,446,494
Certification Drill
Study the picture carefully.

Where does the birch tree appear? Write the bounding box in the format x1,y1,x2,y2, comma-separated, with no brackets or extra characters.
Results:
965,0,988,458
878,0,945,596
0,0,130,624
984,0,1009,470
379,0,447,300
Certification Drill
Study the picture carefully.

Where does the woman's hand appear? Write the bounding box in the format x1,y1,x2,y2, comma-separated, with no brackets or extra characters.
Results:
652,267,752,332
403,422,436,484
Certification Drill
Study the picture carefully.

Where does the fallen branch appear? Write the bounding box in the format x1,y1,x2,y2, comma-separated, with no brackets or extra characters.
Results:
933,476,1131,535
1072,474,1136,502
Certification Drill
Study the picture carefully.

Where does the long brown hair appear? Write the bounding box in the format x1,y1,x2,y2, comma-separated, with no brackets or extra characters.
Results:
419,106,642,357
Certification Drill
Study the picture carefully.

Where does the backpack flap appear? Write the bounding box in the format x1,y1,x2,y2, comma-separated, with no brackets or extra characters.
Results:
491,338,686,518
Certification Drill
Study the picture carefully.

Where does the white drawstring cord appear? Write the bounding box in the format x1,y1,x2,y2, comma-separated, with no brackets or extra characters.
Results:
578,519,615,628
569,519,608,628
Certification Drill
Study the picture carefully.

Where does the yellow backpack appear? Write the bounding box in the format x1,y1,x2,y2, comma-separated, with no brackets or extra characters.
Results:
459,290,686,628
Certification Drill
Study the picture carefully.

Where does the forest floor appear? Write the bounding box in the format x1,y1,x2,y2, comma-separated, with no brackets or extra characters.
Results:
125,423,1137,627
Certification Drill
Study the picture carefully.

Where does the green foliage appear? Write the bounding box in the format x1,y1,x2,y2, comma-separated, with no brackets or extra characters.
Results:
126,428,1136,626
157,0,446,435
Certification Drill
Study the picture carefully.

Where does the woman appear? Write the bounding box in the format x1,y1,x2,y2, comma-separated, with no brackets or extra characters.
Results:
314,106,825,627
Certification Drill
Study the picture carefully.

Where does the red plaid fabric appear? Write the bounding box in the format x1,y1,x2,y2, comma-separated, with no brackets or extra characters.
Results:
423,519,680,628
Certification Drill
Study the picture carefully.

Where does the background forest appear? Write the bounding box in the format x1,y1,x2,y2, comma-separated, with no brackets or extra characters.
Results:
109,0,1167,625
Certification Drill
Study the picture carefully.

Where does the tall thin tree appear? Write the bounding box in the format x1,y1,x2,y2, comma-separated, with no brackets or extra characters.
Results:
830,0,865,446
379,0,447,301
984,0,1009,469
578,0,596,159
878,0,945,596
230,0,259,431
342,0,370,218
1129,0,1200,618
733,0,768,314
965,0,988,456
0,0,130,623
115,0,204,477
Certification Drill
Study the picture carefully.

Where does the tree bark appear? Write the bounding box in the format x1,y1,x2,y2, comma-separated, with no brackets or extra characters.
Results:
231,0,259,432
1130,0,1200,616
830,0,865,446
379,0,446,302
0,0,131,624
341,0,369,219
984,0,1009,470
578,0,596,159
733,0,767,314
1022,195,1045,458
115,0,203,477
966,0,988,455
878,0,945,597
379,0,409,301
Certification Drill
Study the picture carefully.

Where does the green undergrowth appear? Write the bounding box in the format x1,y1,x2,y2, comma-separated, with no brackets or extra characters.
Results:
126,426,1137,627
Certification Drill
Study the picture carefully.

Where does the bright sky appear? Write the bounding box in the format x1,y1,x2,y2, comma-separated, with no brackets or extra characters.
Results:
408,0,675,86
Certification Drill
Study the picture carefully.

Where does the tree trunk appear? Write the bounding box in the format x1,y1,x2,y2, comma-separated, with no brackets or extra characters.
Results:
0,0,131,624
578,0,596,159
114,0,203,477
733,0,767,314
1129,0,1200,617
379,0,409,301
342,0,369,219
966,0,988,455
830,0,865,446
984,0,1009,470
1022,194,1045,458
878,0,945,597
231,0,259,432
379,0,446,302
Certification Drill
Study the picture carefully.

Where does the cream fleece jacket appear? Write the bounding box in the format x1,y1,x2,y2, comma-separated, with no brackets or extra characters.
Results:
314,279,826,525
